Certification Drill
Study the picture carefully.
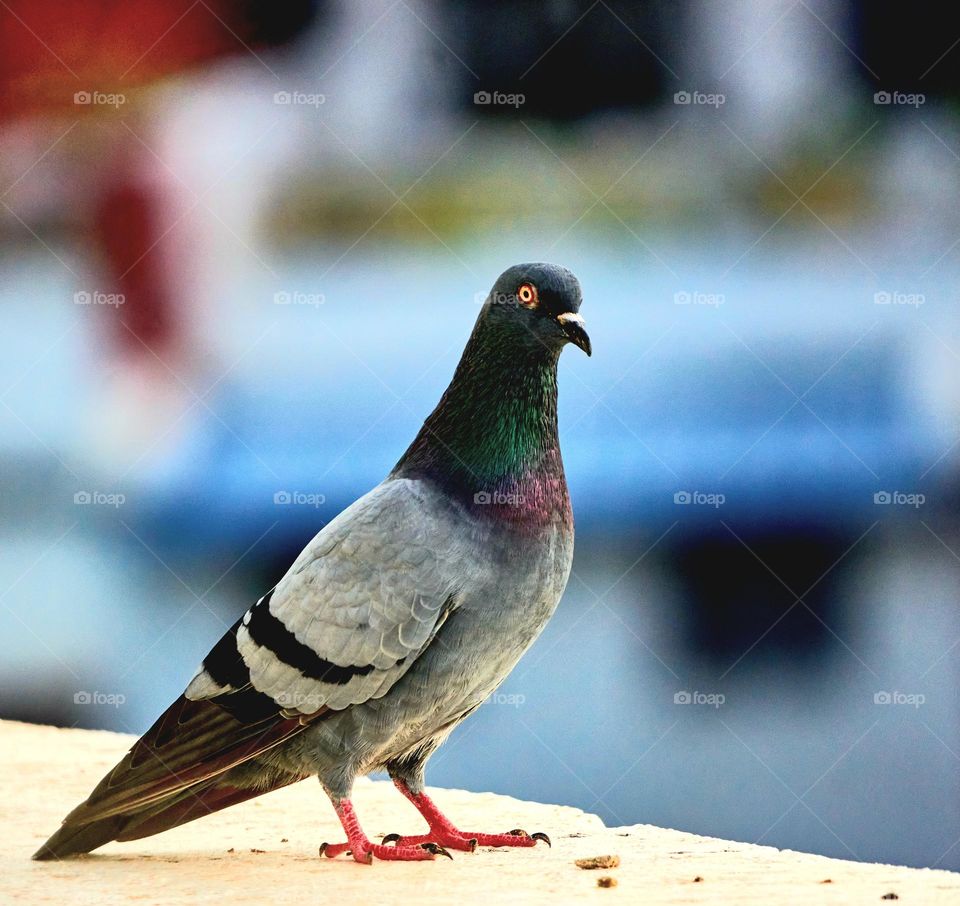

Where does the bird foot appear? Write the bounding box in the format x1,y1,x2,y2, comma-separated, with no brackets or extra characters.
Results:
388,780,551,853
320,839,450,863
324,797,452,863
383,827,550,851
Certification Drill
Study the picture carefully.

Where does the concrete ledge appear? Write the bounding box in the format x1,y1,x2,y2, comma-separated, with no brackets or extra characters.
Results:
3,720,958,904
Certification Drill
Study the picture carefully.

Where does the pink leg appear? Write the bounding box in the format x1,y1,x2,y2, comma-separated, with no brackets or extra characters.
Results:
320,798,451,863
382,779,551,851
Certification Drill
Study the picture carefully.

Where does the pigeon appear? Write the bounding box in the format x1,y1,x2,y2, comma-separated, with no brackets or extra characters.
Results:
34,262,590,864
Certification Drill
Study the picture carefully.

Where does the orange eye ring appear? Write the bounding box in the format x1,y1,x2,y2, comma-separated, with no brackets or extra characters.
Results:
516,283,538,308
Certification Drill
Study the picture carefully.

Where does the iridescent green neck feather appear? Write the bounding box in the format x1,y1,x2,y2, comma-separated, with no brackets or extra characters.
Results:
392,311,570,526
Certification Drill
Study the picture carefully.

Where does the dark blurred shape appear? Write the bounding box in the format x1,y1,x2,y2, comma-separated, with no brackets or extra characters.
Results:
446,0,684,119
672,528,862,664
238,0,325,48
854,1,960,98
0,682,80,731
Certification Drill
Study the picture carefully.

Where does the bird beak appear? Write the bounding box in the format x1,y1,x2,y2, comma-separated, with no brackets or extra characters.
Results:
556,312,591,356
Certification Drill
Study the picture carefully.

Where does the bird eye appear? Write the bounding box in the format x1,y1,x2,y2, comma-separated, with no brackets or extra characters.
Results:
516,283,538,308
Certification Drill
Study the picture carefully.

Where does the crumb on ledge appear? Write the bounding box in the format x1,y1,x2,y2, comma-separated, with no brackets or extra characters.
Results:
575,855,620,870
597,876,617,888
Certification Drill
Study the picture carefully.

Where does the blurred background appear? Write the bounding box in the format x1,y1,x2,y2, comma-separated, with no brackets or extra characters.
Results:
2,0,960,872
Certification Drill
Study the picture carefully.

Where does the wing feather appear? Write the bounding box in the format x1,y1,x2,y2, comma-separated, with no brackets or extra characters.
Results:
230,479,464,714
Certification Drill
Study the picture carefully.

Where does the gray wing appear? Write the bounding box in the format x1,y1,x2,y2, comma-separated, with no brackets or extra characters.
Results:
186,478,462,714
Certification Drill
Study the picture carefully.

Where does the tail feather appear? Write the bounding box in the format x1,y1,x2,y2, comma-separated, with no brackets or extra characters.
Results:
33,815,133,861
33,694,315,860
33,771,309,860
115,772,308,842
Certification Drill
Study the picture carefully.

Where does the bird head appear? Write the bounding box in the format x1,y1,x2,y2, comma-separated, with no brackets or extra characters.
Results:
482,263,590,357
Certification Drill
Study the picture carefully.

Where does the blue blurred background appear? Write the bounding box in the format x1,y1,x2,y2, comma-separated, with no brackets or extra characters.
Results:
2,0,960,872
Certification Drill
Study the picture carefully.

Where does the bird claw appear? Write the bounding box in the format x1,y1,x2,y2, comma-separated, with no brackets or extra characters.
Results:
506,828,551,847
381,834,455,858
319,841,350,858
421,842,453,859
